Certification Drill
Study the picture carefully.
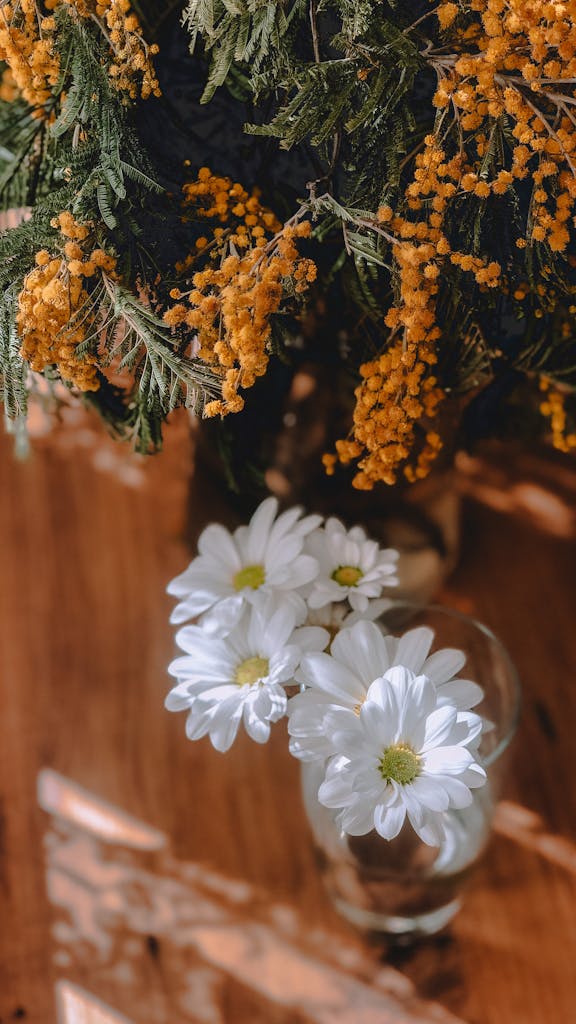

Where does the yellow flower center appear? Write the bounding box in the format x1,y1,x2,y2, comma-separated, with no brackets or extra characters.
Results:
235,656,269,687
233,564,265,591
378,743,421,786
331,565,363,588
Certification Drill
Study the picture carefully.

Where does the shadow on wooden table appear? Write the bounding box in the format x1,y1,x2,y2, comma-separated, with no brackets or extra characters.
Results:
39,768,465,1024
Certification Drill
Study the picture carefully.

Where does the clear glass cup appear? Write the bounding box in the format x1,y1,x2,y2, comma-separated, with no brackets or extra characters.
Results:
300,602,521,940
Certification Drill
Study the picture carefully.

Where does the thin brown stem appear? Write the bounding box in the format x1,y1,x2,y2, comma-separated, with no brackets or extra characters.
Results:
309,0,320,64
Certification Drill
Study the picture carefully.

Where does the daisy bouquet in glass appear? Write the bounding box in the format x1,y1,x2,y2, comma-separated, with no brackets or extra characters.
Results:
165,497,488,849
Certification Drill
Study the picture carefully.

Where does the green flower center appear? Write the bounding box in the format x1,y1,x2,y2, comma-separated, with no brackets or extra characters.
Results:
331,565,363,588
233,564,265,591
235,656,269,686
378,743,421,785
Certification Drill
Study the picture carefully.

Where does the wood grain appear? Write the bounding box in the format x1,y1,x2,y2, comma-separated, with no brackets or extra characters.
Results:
0,413,575,1023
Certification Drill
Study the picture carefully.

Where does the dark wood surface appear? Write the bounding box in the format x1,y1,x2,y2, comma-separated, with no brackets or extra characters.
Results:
1,411,575,1024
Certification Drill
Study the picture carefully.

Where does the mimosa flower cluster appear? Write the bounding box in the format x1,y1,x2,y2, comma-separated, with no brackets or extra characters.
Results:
326,0,576,488
164,169,317,417
4,0,576,487
0,0,159,114
166,498,488,847
17,215,117,392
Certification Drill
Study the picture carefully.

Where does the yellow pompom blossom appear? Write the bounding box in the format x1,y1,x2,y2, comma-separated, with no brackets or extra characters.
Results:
324,341,444,489
433,0,576,251
0,1,60,113
0,0,159,113
164,169,317,416
329,0,576,487
0,68,20,103
539,377,576,453
328,135,501,488
67,0,161,101
16,214,117,391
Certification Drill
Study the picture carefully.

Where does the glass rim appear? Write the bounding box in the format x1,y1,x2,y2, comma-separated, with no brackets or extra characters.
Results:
379,599,521,767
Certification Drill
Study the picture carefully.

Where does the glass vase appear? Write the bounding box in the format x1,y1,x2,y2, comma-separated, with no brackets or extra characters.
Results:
300,603,520,940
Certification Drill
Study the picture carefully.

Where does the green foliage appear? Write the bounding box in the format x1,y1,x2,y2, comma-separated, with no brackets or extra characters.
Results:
0,10,161,226
99,277,220,417
0,285,28,422
183,0,308,102
2,0,576,474
0,5,196,451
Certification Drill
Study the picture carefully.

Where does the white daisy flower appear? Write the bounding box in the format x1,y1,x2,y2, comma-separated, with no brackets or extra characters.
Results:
165,603,329,752
167,497,322,633
318,667,486,846
288,620,484,762
305,518,399,614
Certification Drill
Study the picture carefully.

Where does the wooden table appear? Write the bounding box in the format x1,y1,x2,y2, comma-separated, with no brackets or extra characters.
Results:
1,412,575,1024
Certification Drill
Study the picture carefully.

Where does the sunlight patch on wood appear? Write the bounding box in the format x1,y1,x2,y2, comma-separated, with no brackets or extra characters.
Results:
38,769,167,851
56,981,133,1024
494,801,576,874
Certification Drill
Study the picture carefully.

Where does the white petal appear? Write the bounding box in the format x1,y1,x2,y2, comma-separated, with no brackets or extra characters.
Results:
268,507,321,552
169,592,215,623
431,775,474,809
266,506,306,550
364,676,394,717
167,655,235,685
454,710,484,746
401,786,425,827
394,627,435,673
254,683,287,722
185,706,214,741
318,774,356,809
398,672,436,739
409,776,450,812
289,736,334,762
360,699,396,750
383,664,414,707
168,558,231,596
374,799,406,840
307,583,341,610
291,626,330,653
242,497,278,563
412,813,446,847
197,596,246,633
250,603,295,653
422,647,466,685
331,620,391,684
287,688,333,718
341,804,378,836
437,679,484,710
420,706,458,752
166,561,211,598
208,695,245,752
265,536,303,571
268,647,299,685
342,598,394,626
291,512,324,538
243,702,272,744
165,682,196,711
422,745,475,774
460,763,487,788
273,554,319,589
348,591,369,612
323,708,365,751
197,523,242,570
174,625,232,661
299,653,365,703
